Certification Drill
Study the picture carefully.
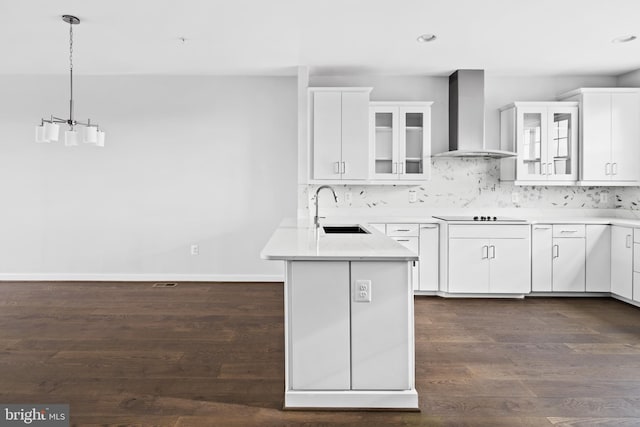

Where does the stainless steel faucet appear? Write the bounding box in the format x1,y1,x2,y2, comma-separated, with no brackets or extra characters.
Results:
314,185,338,228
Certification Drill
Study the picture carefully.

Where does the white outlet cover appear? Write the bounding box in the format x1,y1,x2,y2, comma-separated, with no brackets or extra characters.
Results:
512,192,519,204
408,190,417,203
354,280,372,302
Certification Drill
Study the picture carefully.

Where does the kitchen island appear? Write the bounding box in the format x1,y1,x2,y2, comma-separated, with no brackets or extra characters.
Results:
261,218,419,410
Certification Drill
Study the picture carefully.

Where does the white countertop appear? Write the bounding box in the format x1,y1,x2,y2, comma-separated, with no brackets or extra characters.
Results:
261,218,419,261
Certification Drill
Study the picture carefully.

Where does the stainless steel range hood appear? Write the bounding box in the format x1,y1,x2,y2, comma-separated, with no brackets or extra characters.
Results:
434,69,516,159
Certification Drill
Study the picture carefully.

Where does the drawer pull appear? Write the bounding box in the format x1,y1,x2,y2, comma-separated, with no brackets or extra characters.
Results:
482,245,489,259
396,239,410,242
334,162,341,174
534,226,551,230
395,229,411,232
626,235,632,249
560,230,578,233
605,163,611,175
612,163,618,176
553,244,559,259
421,225,438,229
489,245,496,259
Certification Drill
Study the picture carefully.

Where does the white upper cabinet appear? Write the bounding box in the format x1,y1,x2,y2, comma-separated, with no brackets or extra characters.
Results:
369,102,432,182
310,88,372,181
500,102,578,185
558,88,640,185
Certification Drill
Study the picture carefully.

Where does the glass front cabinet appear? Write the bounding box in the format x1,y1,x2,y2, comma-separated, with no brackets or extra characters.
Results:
500,102,579,184
369,102,432,181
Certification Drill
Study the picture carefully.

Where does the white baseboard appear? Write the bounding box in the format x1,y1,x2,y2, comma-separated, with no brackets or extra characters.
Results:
0,273,284,282
285,389,419,410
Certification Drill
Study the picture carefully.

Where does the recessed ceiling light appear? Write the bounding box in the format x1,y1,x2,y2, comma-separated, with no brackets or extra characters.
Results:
417,34,437,43
612,35,637,43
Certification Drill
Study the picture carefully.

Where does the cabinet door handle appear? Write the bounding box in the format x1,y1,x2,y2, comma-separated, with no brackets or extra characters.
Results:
482,245,489,259
392,162,397,174
553,244,559,259
334,162,341,174
612,163,618,176
605,163,611,175
398,162,404,175
541,163,547,175
626,234,632,248
548,163,553,175
341,162,346,174
489,245,496,259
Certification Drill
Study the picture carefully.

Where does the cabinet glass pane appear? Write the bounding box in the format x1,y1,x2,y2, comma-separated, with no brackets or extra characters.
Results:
550,112,572,176
404,112,423,175
375,112,394,174
522,113,542,175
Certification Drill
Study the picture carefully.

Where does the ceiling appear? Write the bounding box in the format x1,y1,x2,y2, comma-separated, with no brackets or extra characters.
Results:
2,0,640,77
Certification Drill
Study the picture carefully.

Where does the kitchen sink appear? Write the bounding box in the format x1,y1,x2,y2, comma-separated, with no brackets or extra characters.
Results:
322,225,370,234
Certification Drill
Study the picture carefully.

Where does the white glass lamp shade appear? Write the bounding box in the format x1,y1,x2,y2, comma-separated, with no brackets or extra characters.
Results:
64,130,79,147
43,122,60,142
35,125,49,143
83,126,98,144
96,130,105,147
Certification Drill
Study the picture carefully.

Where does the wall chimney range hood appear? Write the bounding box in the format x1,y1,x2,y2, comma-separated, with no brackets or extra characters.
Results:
434,69,516,159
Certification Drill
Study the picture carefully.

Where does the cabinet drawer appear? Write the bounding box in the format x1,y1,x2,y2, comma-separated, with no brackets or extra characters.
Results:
387,224,419,237
552,224,585,238
391,236,419,254
449,225,529,239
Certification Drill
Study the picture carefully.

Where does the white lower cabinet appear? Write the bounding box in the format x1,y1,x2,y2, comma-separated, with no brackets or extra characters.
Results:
634,229,640,303
371,222,440,292
290,261,350,390
531,225,553,292
418,224,439,291
586,225,611,292
350,262,409,390
447,225,530,294
611,226,633,299
552,237,586,292
289,260,410,391
551,224,586,292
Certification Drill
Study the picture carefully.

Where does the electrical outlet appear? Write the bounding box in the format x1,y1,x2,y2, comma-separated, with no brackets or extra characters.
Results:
345,191,353,204
600,192,608,204
408,190,417,203
511,192,519,204
355,280,372,303
190,244,199,256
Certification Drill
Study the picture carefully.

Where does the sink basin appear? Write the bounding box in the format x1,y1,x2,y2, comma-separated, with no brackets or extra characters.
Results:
322,225,370,234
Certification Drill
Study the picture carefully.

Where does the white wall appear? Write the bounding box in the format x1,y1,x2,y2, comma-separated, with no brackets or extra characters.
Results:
0,75,297,280
617,69,640,86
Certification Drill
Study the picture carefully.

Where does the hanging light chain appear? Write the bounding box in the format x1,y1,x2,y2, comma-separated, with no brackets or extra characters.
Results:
69,22,73,72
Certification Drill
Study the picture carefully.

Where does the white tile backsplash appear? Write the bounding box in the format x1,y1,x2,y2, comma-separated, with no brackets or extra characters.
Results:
302,158,616,213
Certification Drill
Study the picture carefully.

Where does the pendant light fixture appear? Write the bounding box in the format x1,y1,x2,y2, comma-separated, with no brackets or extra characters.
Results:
36,15,105,147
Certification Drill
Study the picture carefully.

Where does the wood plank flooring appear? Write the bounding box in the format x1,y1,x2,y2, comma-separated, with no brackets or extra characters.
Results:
1,282,640,426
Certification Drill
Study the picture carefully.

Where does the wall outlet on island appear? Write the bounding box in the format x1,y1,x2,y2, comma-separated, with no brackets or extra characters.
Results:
511,192,520,204
355,280,372,303
408,190,417,203
190,244,199,256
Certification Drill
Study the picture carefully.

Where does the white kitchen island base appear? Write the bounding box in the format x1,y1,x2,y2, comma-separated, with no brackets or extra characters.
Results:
262,220,419,410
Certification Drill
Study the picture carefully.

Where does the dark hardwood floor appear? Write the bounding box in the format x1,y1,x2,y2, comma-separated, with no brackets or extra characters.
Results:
1,282,640,426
